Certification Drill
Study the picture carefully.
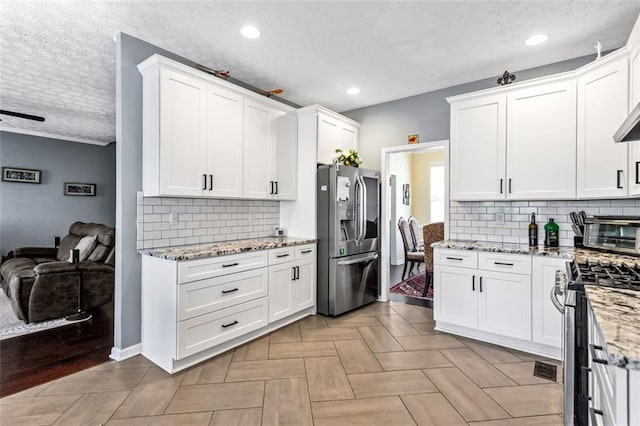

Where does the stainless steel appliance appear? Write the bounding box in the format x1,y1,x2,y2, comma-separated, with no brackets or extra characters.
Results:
316,164,380,316
551,216,640,426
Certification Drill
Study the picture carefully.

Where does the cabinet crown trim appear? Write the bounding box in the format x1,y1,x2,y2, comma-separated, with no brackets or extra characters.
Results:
297,104,360,128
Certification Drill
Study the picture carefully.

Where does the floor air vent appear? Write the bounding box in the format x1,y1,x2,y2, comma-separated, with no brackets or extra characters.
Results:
533,361,557,381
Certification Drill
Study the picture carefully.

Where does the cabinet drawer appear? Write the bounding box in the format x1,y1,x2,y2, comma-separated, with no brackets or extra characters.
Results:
269,246,296,265
295,244,316,261
178,268,268,321
478,252,531,275
434,249,477,269
178,251,268,284
176,297,268,359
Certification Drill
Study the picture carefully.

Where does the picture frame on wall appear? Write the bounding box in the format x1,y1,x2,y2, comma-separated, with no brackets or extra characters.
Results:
64,182,96,196
1,167,42,184
402,183,410,205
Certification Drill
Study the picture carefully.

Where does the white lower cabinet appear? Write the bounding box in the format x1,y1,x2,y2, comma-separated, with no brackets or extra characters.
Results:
141,243,316,373
434,248,560,359
531,257,565,348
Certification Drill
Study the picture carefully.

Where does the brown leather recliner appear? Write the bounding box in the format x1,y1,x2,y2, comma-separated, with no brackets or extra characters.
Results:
0,222,115,323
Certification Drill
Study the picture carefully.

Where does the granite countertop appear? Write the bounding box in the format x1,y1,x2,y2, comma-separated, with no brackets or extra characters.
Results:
585,285,640,370
432,240,575,258
140,236,317,261
573,248,640,266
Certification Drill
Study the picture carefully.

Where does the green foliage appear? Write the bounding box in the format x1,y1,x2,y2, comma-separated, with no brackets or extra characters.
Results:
335,148,362,167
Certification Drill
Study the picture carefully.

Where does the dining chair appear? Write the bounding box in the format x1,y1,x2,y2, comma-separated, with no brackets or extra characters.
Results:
422,221,445,297
398,217,424,280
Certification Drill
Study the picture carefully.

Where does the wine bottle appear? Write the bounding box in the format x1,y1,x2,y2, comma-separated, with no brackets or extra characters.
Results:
544,218,559,248
528,213,538,247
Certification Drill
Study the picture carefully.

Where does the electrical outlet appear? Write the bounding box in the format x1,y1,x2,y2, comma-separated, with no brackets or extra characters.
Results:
495,212,505,226
169,213,179,225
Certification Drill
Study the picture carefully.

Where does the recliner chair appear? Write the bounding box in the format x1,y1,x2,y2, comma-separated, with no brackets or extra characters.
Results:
0,222,115,323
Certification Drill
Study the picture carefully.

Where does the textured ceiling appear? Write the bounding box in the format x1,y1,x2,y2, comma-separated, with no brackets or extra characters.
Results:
1,0,639,145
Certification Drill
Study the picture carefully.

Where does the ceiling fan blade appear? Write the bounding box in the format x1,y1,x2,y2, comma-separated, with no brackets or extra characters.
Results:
0,109,45,122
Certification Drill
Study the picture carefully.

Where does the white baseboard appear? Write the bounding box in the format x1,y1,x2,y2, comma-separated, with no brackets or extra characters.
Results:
109,343,142,361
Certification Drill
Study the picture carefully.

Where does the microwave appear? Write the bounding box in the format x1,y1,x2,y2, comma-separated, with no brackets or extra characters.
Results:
583,216,640,256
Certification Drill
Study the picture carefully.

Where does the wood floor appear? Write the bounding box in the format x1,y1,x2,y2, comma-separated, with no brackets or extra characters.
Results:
0,302,563,425
0,302,113,397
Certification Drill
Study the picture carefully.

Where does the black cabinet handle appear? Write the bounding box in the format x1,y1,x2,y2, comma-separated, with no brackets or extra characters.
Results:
270,181,274,194
275,181,278,195
296,266,300,280
222,262,239,268
636,162,640,185
203,174,207,190
472,275,475,291
446,257,463,261
508,178,512,194
291,267,296,280
276,253,290,258
222,288,239,294
221,320,239,328
494,262,514,266
209,174,213,190
300,249,313,254
617,170,623,189
499,178,503,194
479,276,483,293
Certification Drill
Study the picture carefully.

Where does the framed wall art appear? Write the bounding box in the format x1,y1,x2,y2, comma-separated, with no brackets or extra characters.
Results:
64,182,96,196
2,167,41,184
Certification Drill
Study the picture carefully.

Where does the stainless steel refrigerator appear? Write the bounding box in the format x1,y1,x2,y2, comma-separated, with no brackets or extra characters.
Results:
317,164,380,316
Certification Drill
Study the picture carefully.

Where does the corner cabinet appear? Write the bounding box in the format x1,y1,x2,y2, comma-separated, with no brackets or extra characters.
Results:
138,54,297,200
314,106,360,165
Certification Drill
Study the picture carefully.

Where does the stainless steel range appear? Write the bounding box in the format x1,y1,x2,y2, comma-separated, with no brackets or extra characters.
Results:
551,216,640,426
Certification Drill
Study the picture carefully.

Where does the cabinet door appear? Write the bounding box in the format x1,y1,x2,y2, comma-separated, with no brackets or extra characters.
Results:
276,112,298,200
531,257,564,349
294,261,315,311
337,122,358,156
449,95,506,200
317,112,341,165
434,265,478,329
506,80,577,199
577,55,629,198
159,68,207,196
629,40,640,196
268,262,295,322
244,99,278,199
206,84,244,198
478,270,531,340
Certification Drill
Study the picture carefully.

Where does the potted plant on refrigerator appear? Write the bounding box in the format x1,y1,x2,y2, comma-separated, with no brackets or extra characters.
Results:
335,149,362,167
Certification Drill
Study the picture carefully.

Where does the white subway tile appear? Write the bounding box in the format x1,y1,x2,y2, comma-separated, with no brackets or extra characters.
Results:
588,200,611,207
144,197,162,205
153,205,170,214
170,237,186,246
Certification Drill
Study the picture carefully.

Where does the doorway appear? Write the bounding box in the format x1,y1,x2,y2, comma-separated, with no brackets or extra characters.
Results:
380,140,450,303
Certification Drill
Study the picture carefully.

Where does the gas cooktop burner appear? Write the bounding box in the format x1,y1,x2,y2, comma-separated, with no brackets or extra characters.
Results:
575,260,640,290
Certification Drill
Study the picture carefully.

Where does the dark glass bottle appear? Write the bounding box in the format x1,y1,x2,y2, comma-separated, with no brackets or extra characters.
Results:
528,213,538,248
544,218,559,248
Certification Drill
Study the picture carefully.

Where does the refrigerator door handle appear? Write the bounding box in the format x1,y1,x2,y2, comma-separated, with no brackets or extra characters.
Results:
354,175,362,243
337,253,378,266
360,175,367,241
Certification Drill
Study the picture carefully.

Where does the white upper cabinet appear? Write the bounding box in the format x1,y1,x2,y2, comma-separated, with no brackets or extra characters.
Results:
506,79,577,200
317,110,359,165
276,112,298,200
577,52,629,198
243,99,278,199
628,15,640,196
449,94,506,200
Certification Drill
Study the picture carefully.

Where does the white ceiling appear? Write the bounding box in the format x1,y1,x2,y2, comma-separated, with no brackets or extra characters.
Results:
1,1,639,145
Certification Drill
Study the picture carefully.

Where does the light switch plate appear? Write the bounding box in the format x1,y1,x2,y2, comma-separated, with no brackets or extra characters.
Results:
169,213,179,225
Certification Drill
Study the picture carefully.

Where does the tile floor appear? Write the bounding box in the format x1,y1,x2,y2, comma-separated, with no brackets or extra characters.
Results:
0,302,564,425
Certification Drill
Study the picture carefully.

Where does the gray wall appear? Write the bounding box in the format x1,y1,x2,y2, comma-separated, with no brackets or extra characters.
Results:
343,53,604,171
0,131,115,255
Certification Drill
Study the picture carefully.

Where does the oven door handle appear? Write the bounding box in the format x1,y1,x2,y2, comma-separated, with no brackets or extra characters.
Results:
550,284,565,313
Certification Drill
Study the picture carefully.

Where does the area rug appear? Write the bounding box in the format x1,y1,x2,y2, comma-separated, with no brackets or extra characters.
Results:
0,294,89,341
390,272,433,300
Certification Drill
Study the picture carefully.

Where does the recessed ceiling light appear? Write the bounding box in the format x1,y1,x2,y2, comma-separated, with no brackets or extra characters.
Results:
525,33,548,47
347,87,360,95
241,25,261,39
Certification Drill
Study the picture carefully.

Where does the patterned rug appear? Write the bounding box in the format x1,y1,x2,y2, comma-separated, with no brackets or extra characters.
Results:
390,271,433,300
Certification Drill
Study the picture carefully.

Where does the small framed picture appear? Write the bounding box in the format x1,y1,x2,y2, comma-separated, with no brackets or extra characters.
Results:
407,133,419,144
64,182,96,196
2,167,41,184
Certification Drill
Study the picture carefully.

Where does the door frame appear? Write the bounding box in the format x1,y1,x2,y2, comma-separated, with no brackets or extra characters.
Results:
379,140,450,301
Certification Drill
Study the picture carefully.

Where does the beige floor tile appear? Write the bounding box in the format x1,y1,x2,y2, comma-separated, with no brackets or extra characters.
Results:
401,393,467,426
182,352,232,385
53,391,129,425
424,367,509,422
106,412,213,425
326,314,383,328
262,378,313,426
348,369,437,398
111,367,185,418
269,340,336,359
494,362,560,385
300,327,361,341
411,321,437,335
375,350,453,371
334,339,383,374
441,348,517,388
225,358,306,382
298,315,328,329
462,339,521,364
269,322,302,343
112,355,157,369
377,314,421,336
165,381,264,413
305,356,354,401
357,326,403,352
484,384,563,417
353,302,398,317
311,395,416,426
396,334,465,351
469,414,563,425
4,381,51,398
507,349,563,365
392,304,434,323
231,335,270,361
0,394,81,426
210,408,262,426
38,367,149,395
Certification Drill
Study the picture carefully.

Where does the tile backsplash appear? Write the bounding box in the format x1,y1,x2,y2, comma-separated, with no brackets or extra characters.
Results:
136,193,279,250
448,199,640,247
